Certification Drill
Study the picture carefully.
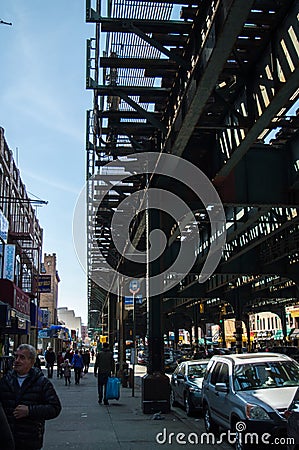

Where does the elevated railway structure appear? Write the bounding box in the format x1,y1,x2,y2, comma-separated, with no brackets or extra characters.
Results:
85,0,299,360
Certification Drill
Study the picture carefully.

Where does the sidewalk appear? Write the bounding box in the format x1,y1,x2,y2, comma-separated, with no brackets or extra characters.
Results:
43,365,230,450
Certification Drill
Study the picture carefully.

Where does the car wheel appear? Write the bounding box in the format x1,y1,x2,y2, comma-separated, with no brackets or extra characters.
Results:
170,389,178,407
203,404,219,435
184,394,194,416
232,419,250,450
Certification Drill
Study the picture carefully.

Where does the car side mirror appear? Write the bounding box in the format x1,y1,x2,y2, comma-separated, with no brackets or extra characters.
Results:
215,382,228,393
176,373,184,379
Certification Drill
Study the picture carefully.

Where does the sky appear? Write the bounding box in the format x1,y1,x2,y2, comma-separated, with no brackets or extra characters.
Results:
0,1,93,323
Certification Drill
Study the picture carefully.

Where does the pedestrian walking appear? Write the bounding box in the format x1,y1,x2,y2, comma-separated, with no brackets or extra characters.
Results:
61,359,72,386
0,344,61,450
91,348,95,361
34,355,41,370
0,402,15,450
57,352,64,378
82,349,90,374
45,347,55,378
71,349,84,384
94,342,115,405
64,348,73,364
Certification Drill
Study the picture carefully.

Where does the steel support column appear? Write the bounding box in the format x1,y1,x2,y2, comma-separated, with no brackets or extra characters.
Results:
142,208,170,413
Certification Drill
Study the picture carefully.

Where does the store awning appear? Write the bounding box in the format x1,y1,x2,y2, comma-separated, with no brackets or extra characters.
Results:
0,279,30,320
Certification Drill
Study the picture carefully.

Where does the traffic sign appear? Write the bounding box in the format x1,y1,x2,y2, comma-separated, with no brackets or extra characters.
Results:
124,296,134,310
129,279,140,294
124,295,142,310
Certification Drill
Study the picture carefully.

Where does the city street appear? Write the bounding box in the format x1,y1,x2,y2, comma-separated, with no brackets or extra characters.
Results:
42,364,231,450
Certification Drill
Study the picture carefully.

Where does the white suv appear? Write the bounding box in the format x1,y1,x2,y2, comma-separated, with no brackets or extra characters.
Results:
202,353,299,449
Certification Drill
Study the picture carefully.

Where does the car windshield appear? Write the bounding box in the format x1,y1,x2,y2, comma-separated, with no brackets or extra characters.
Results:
187,363,208,378
233,361,299,391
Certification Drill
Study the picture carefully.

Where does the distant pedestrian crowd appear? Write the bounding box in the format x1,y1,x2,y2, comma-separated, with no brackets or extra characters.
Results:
41,347,93,385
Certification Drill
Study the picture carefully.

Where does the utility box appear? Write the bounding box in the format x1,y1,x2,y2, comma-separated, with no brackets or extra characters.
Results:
142,373,170,414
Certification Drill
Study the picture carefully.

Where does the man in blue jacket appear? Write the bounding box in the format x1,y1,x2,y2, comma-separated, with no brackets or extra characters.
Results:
0,344,61,450
71,349,84,384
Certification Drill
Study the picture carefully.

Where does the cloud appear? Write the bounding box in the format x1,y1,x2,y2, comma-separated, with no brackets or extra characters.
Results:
23,169,81,195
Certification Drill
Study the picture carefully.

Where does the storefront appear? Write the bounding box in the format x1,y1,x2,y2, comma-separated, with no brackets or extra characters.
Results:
0,279,31,353
38,325,71,354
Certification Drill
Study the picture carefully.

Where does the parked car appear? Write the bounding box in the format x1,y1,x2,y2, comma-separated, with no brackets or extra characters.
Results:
170,359,209,416
285,387,299,450
164,349,178,373
202,353,299,449
207,347,232,357
137,350,148,365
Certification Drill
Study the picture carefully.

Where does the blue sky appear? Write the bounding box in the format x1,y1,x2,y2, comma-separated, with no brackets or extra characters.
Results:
0,1,93,323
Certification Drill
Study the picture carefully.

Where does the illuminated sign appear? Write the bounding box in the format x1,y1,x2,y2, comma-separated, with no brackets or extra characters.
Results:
0,210,8,243
3,244,15,281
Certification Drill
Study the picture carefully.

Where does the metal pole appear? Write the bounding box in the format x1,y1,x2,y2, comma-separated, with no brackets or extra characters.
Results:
132,292,135,397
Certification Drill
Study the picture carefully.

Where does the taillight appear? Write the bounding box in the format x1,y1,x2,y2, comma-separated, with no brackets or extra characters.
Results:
284,410,293,419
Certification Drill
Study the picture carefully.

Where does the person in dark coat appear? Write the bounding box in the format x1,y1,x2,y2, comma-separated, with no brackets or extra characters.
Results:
0,344,61,450
56,352,64,378
0,402,15,450
94,342,115,405
45,347,55,378
82,349,90,374
34,355,41,370
64,348,73,364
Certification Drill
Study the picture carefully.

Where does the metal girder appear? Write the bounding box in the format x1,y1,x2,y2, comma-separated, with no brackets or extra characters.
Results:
214,0,299,180
100,57,178,70
114,92,167,133
95,18,191,35
86,83,170,96
85,0,299,325
99,110,161,119
164,0,255,156
217,146,299,207
215,69,299,180
126,23,189,69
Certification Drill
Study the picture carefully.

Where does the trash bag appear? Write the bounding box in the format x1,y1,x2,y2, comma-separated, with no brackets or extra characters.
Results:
106,376,121,400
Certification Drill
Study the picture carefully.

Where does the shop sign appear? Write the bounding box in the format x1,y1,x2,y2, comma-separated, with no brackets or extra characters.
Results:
41,309,50,327
211,324,220,342
38,329,51,339
38,275,52,293
14,286,30,316
17,317,27,330
3,244,15,281
0,209,8,243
